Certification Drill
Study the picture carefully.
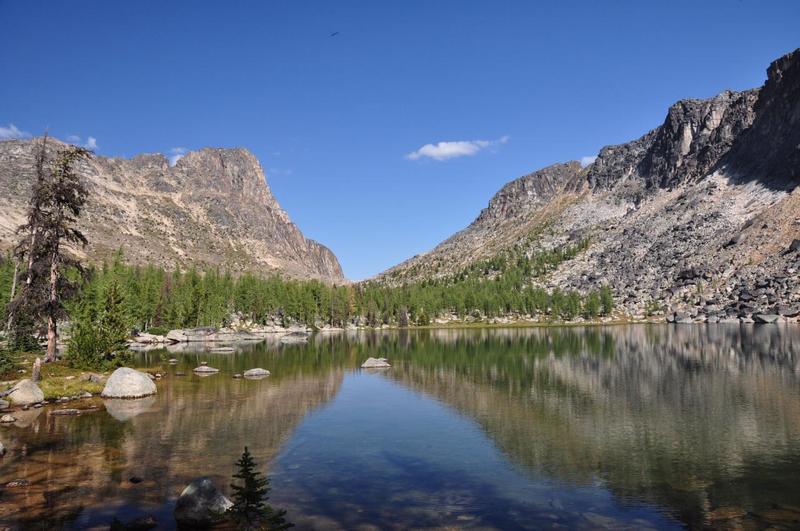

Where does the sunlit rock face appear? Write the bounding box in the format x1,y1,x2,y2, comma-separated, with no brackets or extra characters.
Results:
0,141,343,282
378,49,800,321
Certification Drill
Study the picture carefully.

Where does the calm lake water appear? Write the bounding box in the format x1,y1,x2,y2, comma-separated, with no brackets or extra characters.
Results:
1,325,800,530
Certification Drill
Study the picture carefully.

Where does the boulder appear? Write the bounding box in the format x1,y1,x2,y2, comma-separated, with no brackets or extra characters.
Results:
7,379,44,405
243,368,270,379
361,357,391,368
83,373,105,384
753,313,780,324
101,368,157,399
174,477,233,527
193,366,219,375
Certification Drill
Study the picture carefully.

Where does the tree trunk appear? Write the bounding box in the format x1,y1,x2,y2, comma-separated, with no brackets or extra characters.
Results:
45,246,59,362
5,260,18,332
32,357,41,382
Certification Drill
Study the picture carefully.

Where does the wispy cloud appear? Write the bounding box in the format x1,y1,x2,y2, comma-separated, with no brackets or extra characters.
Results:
580,155,597,168
66,134,99,150
168,147,188,166
0,123,31,140
406,135,509,161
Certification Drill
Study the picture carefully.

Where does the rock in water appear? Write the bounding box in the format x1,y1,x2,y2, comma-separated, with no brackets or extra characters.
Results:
754,314,780,324
174,477,233,527
0,415,15,423
280,331,309,344
243,368,270,379
193,365,220,374
361,357,391,368
7,379,44,405
101,368,157,398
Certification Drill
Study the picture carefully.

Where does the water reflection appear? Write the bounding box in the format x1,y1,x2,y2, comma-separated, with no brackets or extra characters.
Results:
0,324,798,529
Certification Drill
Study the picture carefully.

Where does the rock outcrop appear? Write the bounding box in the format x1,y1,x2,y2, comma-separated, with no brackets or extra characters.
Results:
0,143,344,282
101,368,157,398
379,48,800,322
7,379,44,406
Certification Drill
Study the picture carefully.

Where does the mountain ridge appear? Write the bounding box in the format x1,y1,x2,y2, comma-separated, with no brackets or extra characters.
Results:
0,139,344,282
377,48,800,322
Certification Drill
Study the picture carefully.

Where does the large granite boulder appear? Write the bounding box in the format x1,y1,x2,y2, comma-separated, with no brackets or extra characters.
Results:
101,368,157,398
7,379,44,405
361,357,391,368
174,477,233,527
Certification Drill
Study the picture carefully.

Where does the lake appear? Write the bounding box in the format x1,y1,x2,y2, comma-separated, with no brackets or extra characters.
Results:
1,325,799,529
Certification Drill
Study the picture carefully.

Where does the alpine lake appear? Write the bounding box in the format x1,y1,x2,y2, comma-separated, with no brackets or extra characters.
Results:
1,324,799,530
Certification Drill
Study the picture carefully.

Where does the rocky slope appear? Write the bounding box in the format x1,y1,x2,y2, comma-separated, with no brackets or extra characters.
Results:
379,49,800,322
0,141,344,281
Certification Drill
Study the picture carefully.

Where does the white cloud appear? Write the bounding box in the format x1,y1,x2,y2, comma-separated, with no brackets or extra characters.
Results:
580,155,597,168
406,135,509,161
0,123,31,140
168,147,188,166
65,134,99,150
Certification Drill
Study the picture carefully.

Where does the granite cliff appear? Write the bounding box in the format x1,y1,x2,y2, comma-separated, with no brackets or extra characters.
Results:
380,49,800,322
0,142,343,281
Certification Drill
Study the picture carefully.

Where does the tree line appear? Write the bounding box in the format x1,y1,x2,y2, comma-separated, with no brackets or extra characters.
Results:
0,137,615,369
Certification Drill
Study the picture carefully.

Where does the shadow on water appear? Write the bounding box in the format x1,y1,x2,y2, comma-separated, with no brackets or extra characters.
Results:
1,324,799,529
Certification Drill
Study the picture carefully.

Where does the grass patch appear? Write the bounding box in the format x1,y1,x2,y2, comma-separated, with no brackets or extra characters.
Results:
38,377,105,400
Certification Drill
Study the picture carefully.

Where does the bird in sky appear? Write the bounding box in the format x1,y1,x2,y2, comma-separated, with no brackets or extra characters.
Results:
330,31,339,37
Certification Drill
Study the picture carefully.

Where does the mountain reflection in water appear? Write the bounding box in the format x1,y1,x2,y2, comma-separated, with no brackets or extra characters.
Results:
0,325,798,529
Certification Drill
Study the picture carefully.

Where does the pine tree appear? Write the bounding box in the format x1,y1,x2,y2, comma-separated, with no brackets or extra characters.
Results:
228,446,292,530
66,280,130,370
8,142,90,361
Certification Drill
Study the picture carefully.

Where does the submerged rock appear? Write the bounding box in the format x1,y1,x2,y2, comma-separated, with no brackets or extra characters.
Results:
174,477,233,527
280,331,309,344
7,379,44,406
101,368,157,399
361,357,391,369
243,368,270,379
193,366,220,375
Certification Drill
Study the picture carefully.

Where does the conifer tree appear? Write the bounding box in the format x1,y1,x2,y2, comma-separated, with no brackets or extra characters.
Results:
9,142,90,360
229,446,292,530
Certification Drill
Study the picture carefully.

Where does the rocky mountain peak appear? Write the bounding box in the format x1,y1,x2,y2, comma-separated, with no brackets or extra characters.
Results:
0,139,343,281
378,48,800,323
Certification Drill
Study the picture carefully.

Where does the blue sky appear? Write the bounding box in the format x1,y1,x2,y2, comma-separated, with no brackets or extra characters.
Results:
1,1,798,280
